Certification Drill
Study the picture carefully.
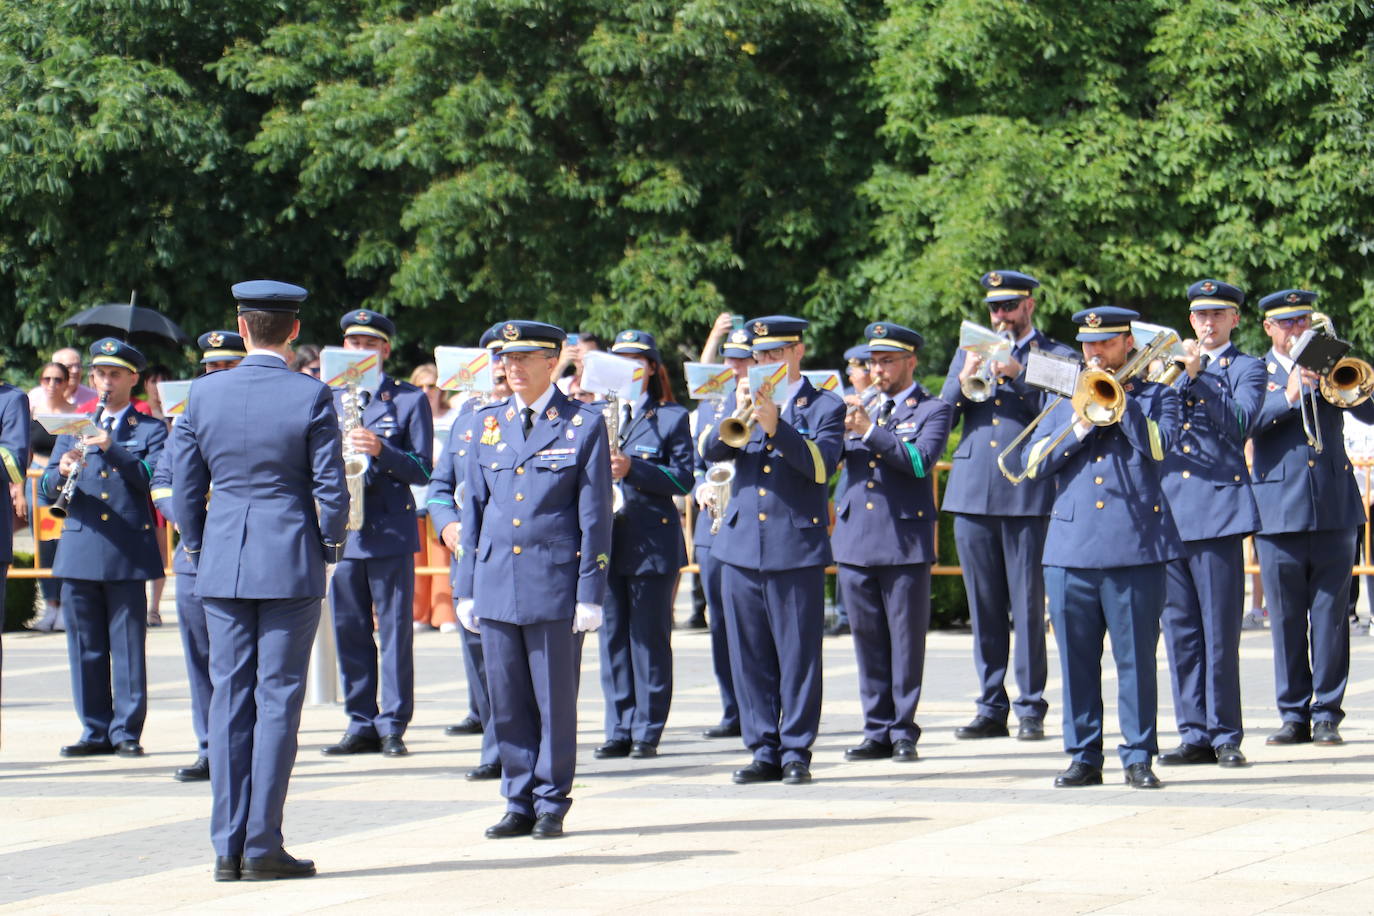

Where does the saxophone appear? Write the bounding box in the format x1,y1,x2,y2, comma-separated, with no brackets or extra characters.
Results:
602,394,625,514
340,382,368,531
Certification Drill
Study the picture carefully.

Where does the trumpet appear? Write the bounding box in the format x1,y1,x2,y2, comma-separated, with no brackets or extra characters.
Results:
51,392,109,519
998,323,1183,484
958,320,1014,403
704,462,735,534
340,382,369,531
718,381,756,448
602,394,626,514
1291,312,1374,453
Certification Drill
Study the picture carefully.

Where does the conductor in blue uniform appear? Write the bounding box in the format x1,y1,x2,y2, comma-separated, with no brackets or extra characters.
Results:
151,330,246,782
690,328,755,739
702,315,845,786
322,309,433,759
1023,307,1182,789
172,280,348,880
42,338,165,759
1158,281,1264,769
834,322,952,763
455,320,613,840
594,330,694,759
1250,289,1374,747
941,270,1076,742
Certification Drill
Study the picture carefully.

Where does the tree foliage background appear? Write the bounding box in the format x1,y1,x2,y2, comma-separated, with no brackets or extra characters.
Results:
1,0,1371,378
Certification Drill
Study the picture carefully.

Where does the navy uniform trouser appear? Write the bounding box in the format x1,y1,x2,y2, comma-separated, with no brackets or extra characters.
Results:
330,554,414,738
599,570,675,745
838,562,931,745
696,543,739,730
177,570,212,755
481,617,581,819
1045,564,1164,769
460,626,499,767
1255,528,1356,726
953,514,1049,722
204,595,319,858
720,562,824,768
62,579,147,745
1162,535,1245,748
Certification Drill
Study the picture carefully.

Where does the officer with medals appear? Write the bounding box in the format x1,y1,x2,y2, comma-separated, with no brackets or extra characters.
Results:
322,309,434,759
701,315,845,786
591,330,694,760
833,322,952,763
690,327,755,739
1250,290,1374,747
172,280,348,880
1023,307,1182,789
42,338,166,759
0,372,29,681
428,322,507,781
455,321,612,840
1157,281,1264,768
941,270,1077,742
151,330,246,782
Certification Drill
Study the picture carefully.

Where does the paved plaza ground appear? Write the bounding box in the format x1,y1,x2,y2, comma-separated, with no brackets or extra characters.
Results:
3,583,1374,914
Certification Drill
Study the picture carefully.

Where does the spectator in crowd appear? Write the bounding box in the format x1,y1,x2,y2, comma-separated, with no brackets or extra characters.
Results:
29,348,96,411
410,363,457,633
141,363,174,625
554,332,603,395
28,362,74,632
292,344,322,378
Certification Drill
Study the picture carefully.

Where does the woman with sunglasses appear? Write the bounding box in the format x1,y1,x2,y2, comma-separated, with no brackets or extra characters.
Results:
28,363,74,632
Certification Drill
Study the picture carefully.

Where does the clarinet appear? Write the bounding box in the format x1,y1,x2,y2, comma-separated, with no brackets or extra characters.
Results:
50,392,109,519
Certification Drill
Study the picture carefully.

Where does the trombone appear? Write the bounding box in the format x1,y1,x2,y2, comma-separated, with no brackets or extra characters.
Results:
997,323,1184,484
1292,312,1374,454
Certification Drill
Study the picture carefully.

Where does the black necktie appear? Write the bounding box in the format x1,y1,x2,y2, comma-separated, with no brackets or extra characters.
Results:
102,415,115,432
878,399,895,427
521,406,534,439
620,403,633,445
1199,354,1212,372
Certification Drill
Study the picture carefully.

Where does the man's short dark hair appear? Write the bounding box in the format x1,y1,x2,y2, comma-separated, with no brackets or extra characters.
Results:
241,310,296,346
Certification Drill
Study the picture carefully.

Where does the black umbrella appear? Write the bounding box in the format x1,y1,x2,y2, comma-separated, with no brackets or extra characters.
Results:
60,292,190,348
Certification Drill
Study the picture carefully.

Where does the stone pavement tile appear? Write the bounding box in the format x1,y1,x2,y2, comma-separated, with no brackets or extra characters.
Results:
1038,804,1263,849
1270,876,1374,914
1099,878,1337,915
803,875,1026,913
922,887,1139,915
1221,833,1374,885
1172,810,1372,854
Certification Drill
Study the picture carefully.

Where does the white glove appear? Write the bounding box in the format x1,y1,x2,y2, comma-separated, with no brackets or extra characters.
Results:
456,598,479,634
573,602,603,633
693,481,714,508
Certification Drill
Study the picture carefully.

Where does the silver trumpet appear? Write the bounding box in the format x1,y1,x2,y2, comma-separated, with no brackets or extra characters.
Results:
602,393,626,514
340,381,369,531
958,320,1014,403
704,462,735,534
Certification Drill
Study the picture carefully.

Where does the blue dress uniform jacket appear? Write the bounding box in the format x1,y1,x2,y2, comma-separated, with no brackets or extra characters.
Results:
612,401,693,574
336,374,433,558
456,388,613,621
701,378,845,571
940,329,1077,516
41,409,166,580
690,394,740,732
0,384,28,567
691,396,732,549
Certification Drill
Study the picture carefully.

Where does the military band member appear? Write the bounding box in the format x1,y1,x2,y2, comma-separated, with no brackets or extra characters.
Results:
826,343,877,639
834,322,951,763
1158,282,1264,768
1250,290,1374,747
702,315,845,785
42,338,165,759
456,321,612,840
594,331,694,759
151,330,246,782
322,310,433,759
691,328,756,739
941,270,1076,741
173,280,347,880
1024,307,1182,789
0,376,30,683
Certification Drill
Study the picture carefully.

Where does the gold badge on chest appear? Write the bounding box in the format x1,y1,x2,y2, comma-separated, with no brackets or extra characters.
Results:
480,415,501,446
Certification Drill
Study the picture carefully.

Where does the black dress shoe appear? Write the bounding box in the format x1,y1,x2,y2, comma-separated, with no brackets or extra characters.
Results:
892,739,918,762
381,735,408,757
844,739,893,761
1313,721,1344,746
321,734,382,756
1158,743,1217,765
531,813,565,839
955,716,1009,740
824,620,851,637
241,849,316,880
594,739,632,759
732,760,783,784
115,740,144,758
678,614,708,631
781,762,812,785
1017,717,1045,741
629,742,657,759
175,757,210,782
466,762,501,781
702,724,741,739
1265,722,1312,745
485,812,535,838
1124,762,1162,789
1054,762,1103,787
213,856,241,882
444,717,483,736
1216,744,1247,767
60,740,115,757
